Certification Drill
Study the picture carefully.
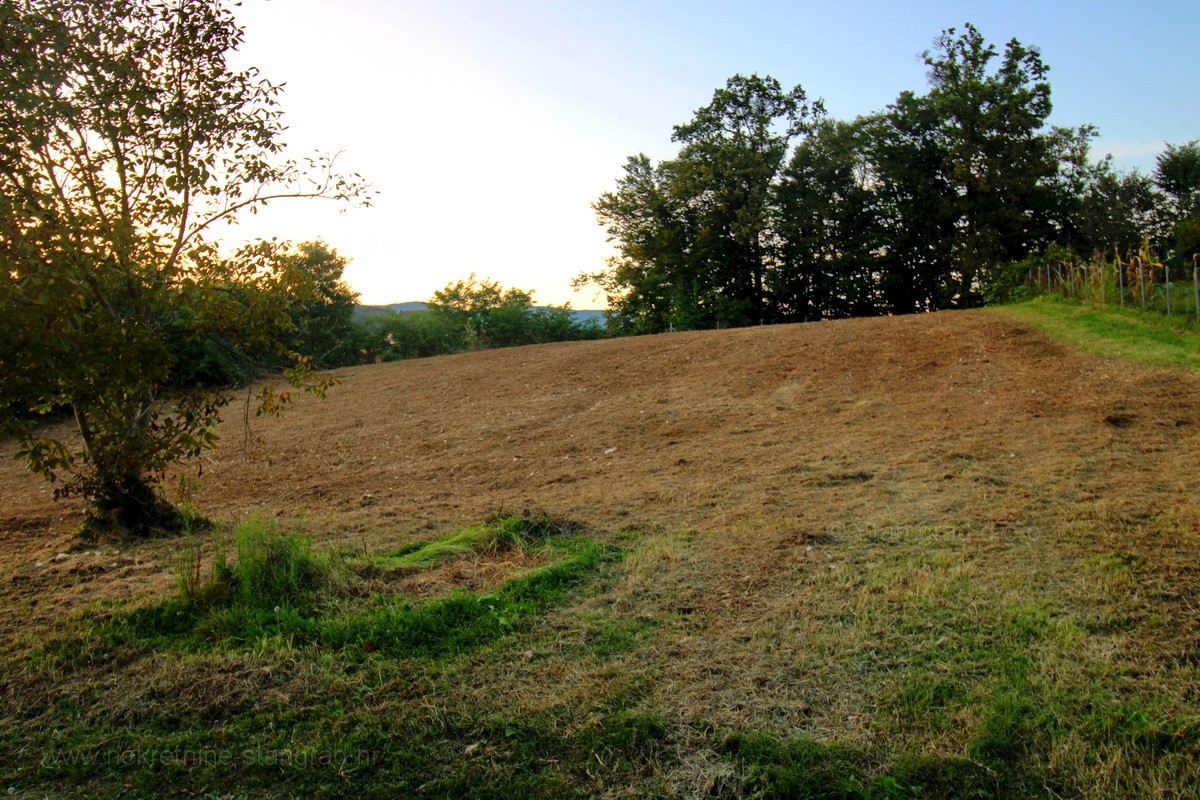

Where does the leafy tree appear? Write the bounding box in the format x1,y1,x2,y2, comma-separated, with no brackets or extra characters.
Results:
876,24,1066,307
586,75,819,331
429,274,537,349
0,0,370,534
588,24,1167,321
586,155,696,333
359,275,599,362
1155,141,1200,220
670,74,821,326
281,242,361,369
167,241,360,387
1154,141,1200,267
773,117,882,319
359,310,456,361
1072,161,1162,257
859,95,957,313
428,274,598,350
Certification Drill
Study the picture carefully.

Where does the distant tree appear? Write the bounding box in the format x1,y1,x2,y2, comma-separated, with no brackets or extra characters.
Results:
588,24,1146,320
356,275,600,358
0,0,371,534
429,274,537,349
887,24,1065,306
585,155,696,333
283,242,360,368
1072,160,1162,256
360,311,456,361
859,95,957,313
167,241,361,387
670,74,821,326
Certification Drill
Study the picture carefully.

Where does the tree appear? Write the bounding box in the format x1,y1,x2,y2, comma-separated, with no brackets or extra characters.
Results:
430,274,536,349
1155,141,1200,220
428,274,594,350
587,25,1111,322
1070,160,1162,257
670,74,820,326
1154,141,1200,267
773,117,882,319
0,0,371,534
870,24,1065,308
585,75,819,332
281,242,361,369
585,154,697,333
859,95,957,313
166,241,361,387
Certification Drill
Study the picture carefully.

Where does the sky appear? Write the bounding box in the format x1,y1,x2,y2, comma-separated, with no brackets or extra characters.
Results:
225,0,1200,308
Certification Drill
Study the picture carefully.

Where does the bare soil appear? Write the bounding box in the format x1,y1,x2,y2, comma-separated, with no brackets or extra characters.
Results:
3,309,1200,649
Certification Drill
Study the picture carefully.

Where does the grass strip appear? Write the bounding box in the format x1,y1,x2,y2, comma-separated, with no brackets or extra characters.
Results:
1000,296,1200,370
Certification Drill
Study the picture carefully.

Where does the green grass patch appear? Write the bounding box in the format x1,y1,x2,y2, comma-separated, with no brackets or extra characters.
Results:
87,513,619,659
372,512,582,571
1001,295,1200,369
722,728,1012,799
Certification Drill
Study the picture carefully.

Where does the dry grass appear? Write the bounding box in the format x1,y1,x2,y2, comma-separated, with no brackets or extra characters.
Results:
4,308,1200,796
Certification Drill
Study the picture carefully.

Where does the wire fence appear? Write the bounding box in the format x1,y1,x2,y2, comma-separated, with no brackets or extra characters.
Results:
1029,252,1200,320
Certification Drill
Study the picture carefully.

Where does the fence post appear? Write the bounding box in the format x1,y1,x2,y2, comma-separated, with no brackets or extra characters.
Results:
1119,259,1126,307
1194,254,1199,321
1137,256,1146,311
1166,262,1171,315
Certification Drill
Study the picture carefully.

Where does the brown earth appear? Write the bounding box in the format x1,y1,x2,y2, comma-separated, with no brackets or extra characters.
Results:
2,309,1200,649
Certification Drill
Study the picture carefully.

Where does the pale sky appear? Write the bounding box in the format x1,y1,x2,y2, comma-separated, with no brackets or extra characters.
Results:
225,0,1200,308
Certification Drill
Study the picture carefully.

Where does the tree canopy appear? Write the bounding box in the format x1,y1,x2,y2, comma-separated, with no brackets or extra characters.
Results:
583,23,1186,330
0,0,371,534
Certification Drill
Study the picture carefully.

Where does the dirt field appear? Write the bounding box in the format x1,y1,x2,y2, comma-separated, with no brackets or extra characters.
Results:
3,308,1200,634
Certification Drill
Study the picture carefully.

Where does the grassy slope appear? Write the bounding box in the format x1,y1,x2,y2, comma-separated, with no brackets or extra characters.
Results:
1002,295,1200,370
4,309,1200,798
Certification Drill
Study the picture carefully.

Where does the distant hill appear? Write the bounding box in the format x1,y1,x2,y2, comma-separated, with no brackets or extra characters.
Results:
354,303,606,325
354,302,429,320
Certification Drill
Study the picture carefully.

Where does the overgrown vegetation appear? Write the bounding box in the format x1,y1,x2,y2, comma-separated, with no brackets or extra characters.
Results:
103,512,618,657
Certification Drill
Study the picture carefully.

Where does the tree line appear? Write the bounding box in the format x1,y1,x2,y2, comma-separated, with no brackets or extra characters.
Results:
578,24,1200,333
168,252,602,385
353,275,603,363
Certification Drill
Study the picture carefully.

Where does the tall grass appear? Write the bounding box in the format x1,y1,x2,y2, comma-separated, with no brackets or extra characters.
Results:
175,515,349,614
